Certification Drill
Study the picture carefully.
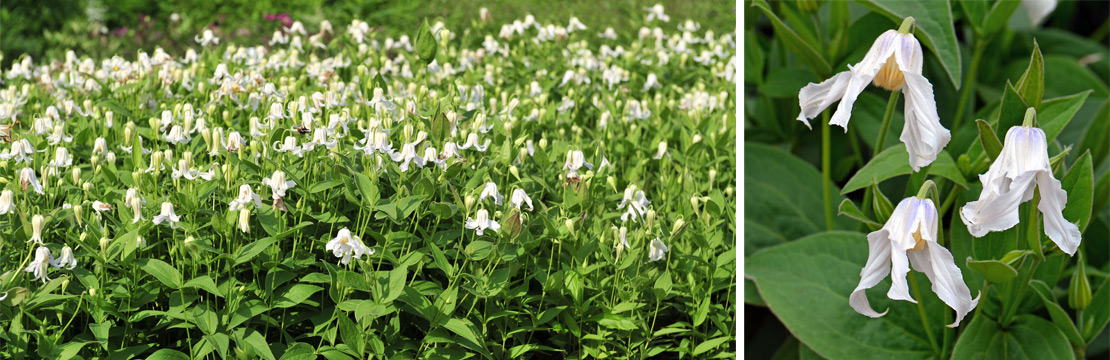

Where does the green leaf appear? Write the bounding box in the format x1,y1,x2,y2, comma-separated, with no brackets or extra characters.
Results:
279,343,317,360
1082,277,1110,343
758,67,817,98
858,0,963,89
750,0,831,75
1078,102,1109,168
1038,91,1091,146
842,144,967,194
870,183,894,224
958,0,987,32
137,258,182,289
273,284,323,308
338,315,362,357
1061,151,1093,233
416,19,438,64
975,120,1003,161
965,259,1018,283
992,82,1029,142
242,330,277,360
744,144,853,255
1015,40,1045,109
235,237,277,266
443,318,492,359
184,276,223,298
146,349,190,360
426,239,454,277
1029,280,1085,347
693,336,731,356
981,0,1022,34
193,304,219,335
951,314,1073,359
747,231,942,360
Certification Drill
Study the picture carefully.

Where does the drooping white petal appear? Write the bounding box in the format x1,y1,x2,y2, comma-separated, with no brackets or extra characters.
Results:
907,241,981,327
796,72,852,129
899,72,950,171
1036,171,1082,255
850,229,893,318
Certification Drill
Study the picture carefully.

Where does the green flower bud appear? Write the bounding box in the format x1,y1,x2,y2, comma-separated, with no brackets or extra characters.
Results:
1069,259,1092,311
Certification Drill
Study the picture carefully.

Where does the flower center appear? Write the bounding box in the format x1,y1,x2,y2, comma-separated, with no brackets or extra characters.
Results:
911,226,927,251
872,55,905,91
340,237,349,245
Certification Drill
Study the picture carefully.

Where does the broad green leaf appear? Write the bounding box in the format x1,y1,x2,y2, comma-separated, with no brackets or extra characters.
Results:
443,318,493,359
858,0,963,88
338,315,362,357
243,330,277,360
747,231,942,360
279,342,317,360
871,183,894,224
416,19,438,64
958,0,987,32
426,239,454,277
1015,40,1044,109
273,284,323,308
951,314,1073,359
1038,91,1091,146
992,82,1028,142
1078,102,1109,168
1061,151,1093,232
184,276,223,298
750,0,831,75
1043,56,1109,99
1029,280,1085,347
758,67,817,98
745,30,765,85
975,120,1003,161
744,278,766,306
234,237,277,266
842,144,968,194
137,258,182,289
965,259,1018,282
693,336,731,356
146,349,190,360
744,144,853,255
193,304,219,335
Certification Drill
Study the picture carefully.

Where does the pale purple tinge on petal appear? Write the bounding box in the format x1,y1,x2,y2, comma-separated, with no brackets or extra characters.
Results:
899,72,950,172
850,229,893,318
1036,171,1082,255
908,242,981,327
886,237,916,303
796,72,853,129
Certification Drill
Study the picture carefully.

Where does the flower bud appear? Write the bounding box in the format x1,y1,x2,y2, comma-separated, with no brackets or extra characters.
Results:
238,208,251,233
89,287,97,297
465,195,476,211
509,165,520,180
73,205,83,226
565,218,576,236
709,169,717,187
672,218,685,235
1069,260,1092,311
71,168,82,185
99,236,110,250
646,209,656,230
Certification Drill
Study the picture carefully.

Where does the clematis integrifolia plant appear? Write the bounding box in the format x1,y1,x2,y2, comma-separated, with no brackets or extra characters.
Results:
960,108,1082,255
852,182,979,327
796,17,949,171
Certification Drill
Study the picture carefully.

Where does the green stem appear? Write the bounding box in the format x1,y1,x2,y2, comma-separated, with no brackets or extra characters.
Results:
821,111,834,231
874,90,901,157
910,274,941,356
1000,256,1040,327
953,40,988,138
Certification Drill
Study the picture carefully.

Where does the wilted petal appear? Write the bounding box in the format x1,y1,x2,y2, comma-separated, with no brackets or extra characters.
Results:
796,72,852,129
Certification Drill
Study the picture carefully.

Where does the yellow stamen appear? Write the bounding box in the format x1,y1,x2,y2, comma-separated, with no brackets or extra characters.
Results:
340,237,349,245
911,226,926,251
873,55,905,91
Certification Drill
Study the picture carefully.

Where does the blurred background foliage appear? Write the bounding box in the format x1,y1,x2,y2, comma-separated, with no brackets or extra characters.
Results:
0,0,735,69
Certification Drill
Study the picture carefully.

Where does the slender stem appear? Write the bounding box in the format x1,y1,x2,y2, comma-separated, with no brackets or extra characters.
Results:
874,90,901,157
953,40,988,138
910,274,941,356
821,111,834,230
1000,256,1040,327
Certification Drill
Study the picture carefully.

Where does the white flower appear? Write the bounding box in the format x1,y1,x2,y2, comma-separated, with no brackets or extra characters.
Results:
326,228,371,265
19,167,44,194
458,133,490,152
303,128,338,152
653,141,668,159
163,125,191,144
152,201,181,228
796,27,950,172
195,29,220,46
49,147,73,167
229,184,263,211
648,237,669,262
1023,0,1056,26
616,226,630,253
598,27,618,40
390,141,426,172
510,188,533,211
853,197,979,327
29,214,44,244
262,170,296,199
960,126,1082,255
0,139,35,163
643,73,661,92
52,245,77,270
25,246,54,283
645,4,670,22
273,136,306,157
465,209,501,236
92,200,113,213
237,208,251,233
354,130,393,156
0,189,14,214
564,150,593,172
567,17,587,32
226,131,245,152
479,182,504,205
618,186,651,222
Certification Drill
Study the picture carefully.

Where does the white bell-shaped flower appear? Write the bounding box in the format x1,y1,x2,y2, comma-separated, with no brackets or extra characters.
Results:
326,228,371,265
153,201,181,228
960,125,1082,255
853,197,979,327
796,21,949,172
465,209,501,236
478,182,504,205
